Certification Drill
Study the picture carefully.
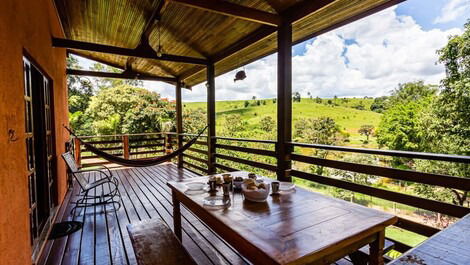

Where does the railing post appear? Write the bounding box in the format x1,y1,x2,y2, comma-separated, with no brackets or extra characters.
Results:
176,79,184,168
207,62,216,174
73,137,81,168
122,135,130,159
166,133,173,155
276,21,293,182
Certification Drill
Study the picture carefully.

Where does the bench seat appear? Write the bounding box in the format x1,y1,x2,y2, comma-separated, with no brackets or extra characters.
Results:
127,219,197,265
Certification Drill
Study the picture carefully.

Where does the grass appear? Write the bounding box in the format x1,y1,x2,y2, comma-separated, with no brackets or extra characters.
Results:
185,98,382,147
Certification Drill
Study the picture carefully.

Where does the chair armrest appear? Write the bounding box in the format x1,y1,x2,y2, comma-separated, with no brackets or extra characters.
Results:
78,169,112,180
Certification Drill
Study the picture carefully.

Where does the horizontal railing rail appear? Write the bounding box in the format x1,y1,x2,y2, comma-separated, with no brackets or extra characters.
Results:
290,142,470,163
72,132,470,254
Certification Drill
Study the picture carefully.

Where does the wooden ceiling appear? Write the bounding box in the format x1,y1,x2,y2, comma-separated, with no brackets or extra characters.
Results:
53,0,403,88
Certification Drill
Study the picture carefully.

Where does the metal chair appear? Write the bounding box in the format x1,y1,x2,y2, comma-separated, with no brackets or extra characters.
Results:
62,152,121,214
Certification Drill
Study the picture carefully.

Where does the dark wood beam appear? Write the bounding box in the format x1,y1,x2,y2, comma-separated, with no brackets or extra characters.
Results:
68,50,125,70
211,0,402,65
211,25,276,63
276,22,292,182
292,0,406,45
53,38,209,65
175,79,184,168
206,63,216,174
169,0,280,26
282,0,335,24
263,0,283,13
66,69,177,83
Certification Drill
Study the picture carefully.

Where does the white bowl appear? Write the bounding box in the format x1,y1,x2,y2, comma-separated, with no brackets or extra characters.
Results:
186,182,206,191
241,182,270,202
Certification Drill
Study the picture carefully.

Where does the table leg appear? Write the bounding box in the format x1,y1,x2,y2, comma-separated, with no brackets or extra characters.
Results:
369,230,385,265
172,191,182,241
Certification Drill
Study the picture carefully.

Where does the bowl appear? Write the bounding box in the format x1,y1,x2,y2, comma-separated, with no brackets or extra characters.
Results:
233,180,243,190
241,182,270,202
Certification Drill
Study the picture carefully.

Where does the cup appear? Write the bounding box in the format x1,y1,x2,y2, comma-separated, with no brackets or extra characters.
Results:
208,179,217,192
222,182,231,196
271,181,280,195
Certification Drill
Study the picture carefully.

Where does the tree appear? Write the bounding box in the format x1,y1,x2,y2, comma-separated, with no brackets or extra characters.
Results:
370,96,389,113
307,91,312,99
252,96,256,100
183,108,206,134
294,117,342,175
412,21,470,206
85,84,174,134
358,125,374,142
67,56,94,113
89,62,143,90
293,92,301,102
259,116,275,132
376,81,436,152
315,97,322,103
244,100,250,108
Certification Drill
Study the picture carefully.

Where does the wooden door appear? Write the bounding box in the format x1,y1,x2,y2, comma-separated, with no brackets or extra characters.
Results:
23,57,56,249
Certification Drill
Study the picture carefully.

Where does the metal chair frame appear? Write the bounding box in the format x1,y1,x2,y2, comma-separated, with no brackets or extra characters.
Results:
62,152,121,214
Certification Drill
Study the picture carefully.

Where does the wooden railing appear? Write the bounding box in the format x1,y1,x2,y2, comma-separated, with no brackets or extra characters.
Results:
73,132,470,254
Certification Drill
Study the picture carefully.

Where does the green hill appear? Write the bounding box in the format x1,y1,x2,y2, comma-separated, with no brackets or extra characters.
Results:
184,98,382,147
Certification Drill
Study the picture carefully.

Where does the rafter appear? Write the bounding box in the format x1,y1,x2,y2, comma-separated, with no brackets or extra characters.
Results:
66,69,177,83
263,0,283,13
52,38,209,65
169,0,280,26
282,0,335,24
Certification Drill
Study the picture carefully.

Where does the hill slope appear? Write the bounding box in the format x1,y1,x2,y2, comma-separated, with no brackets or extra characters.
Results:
184,98,381,146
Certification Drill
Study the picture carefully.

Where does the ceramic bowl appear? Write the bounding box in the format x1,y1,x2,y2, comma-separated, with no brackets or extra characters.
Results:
241,182,270,202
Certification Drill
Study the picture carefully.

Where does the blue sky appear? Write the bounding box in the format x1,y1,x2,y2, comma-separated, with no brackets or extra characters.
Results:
76,0,470,101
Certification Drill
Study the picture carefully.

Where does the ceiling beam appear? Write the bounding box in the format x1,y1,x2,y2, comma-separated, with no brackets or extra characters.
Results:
66,68,177,83
169,0,280,26
210,25,276,63
282,0,335,24
263,0,283,13
52,38,209,65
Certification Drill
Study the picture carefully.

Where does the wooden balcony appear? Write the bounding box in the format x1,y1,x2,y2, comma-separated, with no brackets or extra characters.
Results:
39,163,362,265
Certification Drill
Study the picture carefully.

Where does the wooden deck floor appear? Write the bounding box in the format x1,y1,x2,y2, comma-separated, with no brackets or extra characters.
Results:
39,163,352,265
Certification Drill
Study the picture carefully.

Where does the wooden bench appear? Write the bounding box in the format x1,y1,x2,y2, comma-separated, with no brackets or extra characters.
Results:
388,213,470,265
127,219,197,265
348,239,395,265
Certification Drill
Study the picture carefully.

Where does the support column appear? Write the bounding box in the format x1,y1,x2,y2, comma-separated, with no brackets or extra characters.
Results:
277,22,292,182
175,79,184,168
207,63,216,174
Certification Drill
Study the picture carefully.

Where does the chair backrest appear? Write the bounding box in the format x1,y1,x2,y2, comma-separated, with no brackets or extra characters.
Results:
62,152,88,189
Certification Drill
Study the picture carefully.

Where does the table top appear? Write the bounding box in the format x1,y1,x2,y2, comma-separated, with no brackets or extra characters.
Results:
388,213,470,265
168,171,397,265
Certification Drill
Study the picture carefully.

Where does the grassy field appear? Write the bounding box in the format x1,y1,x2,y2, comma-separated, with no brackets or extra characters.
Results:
185,98,381,146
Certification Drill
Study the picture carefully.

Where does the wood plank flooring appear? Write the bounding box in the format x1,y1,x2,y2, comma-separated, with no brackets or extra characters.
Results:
39,163,352,265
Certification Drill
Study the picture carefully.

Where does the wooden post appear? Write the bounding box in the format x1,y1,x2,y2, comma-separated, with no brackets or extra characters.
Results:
122,135,130,159
276,22,292,182
172,191,182,241
166,134,173,155
207,63,216,174
176,80,184,168
73,137,81,167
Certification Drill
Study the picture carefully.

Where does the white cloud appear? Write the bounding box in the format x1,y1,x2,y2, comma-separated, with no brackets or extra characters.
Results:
434,0,470,24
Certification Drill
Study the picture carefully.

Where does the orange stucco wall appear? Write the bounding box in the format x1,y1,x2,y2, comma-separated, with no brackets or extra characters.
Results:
0,0,68,264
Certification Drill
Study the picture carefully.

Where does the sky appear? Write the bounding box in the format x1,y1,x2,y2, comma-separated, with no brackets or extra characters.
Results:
76,0,470,102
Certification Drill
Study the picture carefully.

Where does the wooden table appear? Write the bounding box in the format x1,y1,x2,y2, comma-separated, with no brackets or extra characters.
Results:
167,172,397,265
388,213,470,265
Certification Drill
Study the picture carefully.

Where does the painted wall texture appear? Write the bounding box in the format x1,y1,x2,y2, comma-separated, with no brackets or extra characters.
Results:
0,0,68,264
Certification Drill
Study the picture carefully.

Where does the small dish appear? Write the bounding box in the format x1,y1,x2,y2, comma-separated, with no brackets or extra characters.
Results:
186,182,206,191
279,182,295,192
203,196,231,209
